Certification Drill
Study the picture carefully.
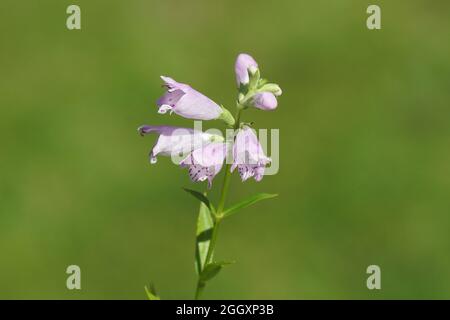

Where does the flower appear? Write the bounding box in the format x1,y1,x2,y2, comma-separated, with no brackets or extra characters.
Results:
180,142,228,188
231,126,271,181
138,125,222,164
235,53,258,87
251,92,278,111
157,76,223,120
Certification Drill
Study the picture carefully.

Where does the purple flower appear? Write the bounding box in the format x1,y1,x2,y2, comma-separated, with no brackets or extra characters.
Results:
251,91,278,111
231,126,271,182
138,125,221,164
235,53,258,87
180,142,228,188
157,76,223,120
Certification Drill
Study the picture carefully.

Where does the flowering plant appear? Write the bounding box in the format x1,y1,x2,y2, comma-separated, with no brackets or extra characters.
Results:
139,53,282,299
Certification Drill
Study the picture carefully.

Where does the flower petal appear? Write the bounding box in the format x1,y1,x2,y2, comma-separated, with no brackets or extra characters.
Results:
180,142,227,188
157,89,185,107
158,104,173,114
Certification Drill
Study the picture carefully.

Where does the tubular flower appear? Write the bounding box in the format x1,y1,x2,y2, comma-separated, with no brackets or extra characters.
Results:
180,142,228,188
231,126,271,182
138,125,223,164
157,76,223,120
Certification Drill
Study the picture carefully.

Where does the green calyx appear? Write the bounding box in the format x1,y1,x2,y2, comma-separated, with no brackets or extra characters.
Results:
258,83,282,96
218,106,235,127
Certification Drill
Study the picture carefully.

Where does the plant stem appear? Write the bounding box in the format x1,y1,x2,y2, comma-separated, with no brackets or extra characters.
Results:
217,166,232,213
216,107,241,214
194,280,205,300
194,108,242,300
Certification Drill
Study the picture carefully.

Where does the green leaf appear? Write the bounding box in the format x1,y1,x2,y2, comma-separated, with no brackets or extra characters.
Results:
144,283,160,300
183,188,216,214
200,261,234,283
195,200,214,275
222,193,278,218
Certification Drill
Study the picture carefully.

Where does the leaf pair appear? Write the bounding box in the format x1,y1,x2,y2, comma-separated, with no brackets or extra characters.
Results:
183,187,278,219
191,192,234,283
185,188,278,287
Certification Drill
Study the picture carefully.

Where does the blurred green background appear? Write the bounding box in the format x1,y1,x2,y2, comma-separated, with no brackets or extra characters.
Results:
1,0,449,299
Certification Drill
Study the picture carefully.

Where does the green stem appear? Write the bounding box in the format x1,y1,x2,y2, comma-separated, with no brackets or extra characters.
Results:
194,214,222,299
216,108,241,213
194,281,205,300
194,108,242,300
217,166,232,213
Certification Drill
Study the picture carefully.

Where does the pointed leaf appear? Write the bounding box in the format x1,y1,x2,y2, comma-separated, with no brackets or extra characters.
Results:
195,200,214,274
144,283,160,300
200,261,234,283
222,193,278,218
183,188,216,214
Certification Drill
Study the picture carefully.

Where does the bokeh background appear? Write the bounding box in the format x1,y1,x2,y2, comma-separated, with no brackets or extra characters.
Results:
1,0,449,299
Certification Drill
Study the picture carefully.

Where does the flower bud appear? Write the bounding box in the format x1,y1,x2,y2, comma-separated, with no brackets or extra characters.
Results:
251,92,278,111
235,53,258,87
